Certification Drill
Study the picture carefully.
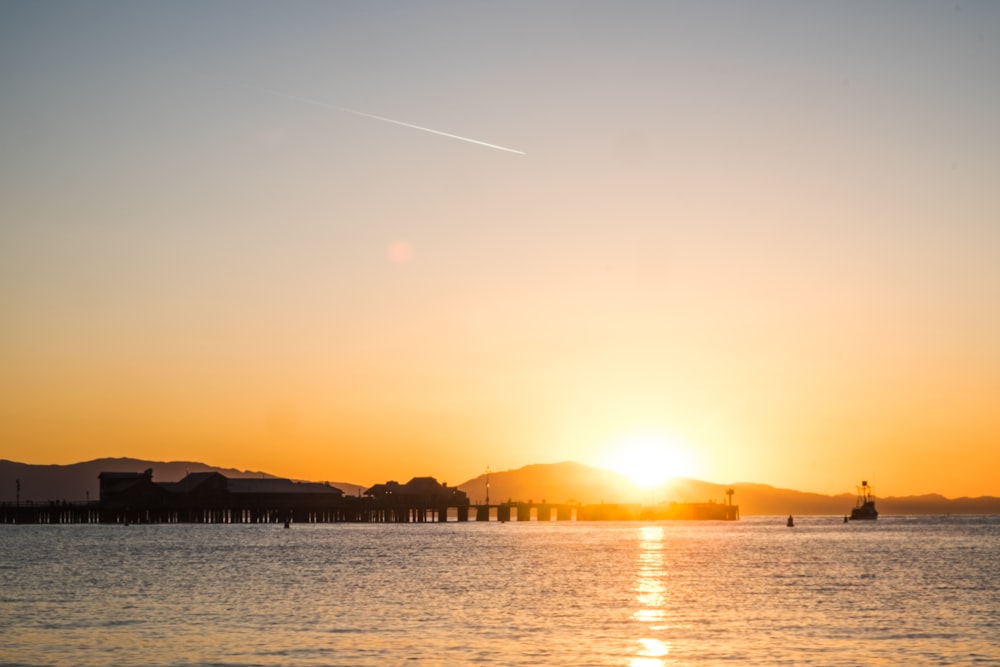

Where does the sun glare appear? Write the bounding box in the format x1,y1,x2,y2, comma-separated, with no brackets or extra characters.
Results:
604,432,698,488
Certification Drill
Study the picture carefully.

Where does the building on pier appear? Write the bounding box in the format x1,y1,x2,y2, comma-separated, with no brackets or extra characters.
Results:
99,468,345,514
365,477,470,520
86,469,472,524
98,469,171,508
365,477,468,506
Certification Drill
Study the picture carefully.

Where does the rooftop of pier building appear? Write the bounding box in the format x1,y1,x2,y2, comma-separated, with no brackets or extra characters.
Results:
365,477,470,506
98,469,344,510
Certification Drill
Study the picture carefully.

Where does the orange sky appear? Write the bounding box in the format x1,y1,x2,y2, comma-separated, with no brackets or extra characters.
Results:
2,3,998,498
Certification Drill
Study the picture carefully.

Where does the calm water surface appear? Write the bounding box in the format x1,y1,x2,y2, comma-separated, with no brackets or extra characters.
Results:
2,516,998,666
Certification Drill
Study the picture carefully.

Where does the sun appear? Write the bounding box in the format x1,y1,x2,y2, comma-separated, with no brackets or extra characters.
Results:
602,431,699,488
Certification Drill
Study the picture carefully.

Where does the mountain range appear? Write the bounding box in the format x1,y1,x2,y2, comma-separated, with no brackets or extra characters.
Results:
454,462,1000,515
2,458,998,515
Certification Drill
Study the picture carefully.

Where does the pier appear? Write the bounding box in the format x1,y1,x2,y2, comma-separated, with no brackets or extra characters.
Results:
0,470,738,524
0,500,565,524
0,499,739,524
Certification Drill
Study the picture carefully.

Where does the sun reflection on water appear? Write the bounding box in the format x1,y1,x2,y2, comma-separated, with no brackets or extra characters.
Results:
630,525,671,666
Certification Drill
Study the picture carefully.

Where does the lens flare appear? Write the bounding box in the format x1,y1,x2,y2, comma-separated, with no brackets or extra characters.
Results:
388,241,414,264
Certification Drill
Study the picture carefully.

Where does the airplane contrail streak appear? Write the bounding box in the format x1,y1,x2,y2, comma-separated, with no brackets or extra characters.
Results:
241,84,525,155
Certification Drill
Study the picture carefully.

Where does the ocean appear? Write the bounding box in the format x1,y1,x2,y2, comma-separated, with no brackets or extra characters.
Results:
1,516,998,666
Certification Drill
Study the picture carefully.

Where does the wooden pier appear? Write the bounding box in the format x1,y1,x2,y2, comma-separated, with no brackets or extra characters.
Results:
0,471,738,524
0,500,564,524
0,499,738,524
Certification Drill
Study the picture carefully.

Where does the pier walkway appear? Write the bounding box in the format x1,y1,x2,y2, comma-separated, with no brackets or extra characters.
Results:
1,500,737,524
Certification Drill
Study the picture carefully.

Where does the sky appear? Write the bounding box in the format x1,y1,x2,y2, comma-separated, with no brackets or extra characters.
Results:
2,1,998,497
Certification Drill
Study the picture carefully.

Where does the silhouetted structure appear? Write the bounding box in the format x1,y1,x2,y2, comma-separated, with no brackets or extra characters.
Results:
849,480,878,520
95,469,348,523
94,470,475,524
0,470,738,524
365,477,471,522
660,500,740,521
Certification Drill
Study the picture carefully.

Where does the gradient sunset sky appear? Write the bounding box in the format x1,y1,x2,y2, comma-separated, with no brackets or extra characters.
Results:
2,2,998,497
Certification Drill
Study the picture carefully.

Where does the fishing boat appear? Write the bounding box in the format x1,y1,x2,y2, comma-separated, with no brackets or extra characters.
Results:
849,480,878,520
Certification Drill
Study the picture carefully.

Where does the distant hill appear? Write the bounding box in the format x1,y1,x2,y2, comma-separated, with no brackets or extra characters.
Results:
0,458,366,503
3,458,998,514
455,463,1000,516
454,463,759,507
456,461,639,505
661,480,1000,516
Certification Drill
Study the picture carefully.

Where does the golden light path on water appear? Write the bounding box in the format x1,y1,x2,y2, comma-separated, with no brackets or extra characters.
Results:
631,525,671,667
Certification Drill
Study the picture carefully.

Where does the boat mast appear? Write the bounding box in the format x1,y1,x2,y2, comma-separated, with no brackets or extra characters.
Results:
858,480,872,505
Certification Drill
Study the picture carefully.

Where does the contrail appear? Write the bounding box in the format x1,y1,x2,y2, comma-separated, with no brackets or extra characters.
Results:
241,84,525,155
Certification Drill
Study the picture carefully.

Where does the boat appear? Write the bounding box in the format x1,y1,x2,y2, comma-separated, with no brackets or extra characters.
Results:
849,480,878,520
